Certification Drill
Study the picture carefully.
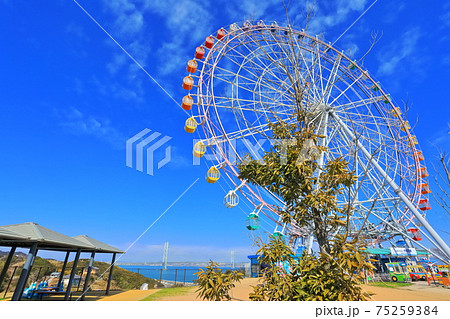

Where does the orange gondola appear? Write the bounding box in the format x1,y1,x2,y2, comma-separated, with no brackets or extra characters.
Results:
181,95,194,110
205,36,214,49
195,46,205,59
186,60,197,73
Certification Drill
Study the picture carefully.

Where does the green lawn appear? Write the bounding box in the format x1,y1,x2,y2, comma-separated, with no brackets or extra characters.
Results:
140,286,197,301
367,282,413,288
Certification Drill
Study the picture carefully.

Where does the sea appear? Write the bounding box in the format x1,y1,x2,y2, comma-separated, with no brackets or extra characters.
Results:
121,265,244,284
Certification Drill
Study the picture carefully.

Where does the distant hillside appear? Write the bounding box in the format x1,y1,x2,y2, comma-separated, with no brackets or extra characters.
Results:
67,259,162,290
0,250,27,258
0,254,57,292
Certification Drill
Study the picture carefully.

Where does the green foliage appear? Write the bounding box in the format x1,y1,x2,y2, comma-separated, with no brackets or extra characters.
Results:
250,236,374,301
239,111,355,254
194,261,243,301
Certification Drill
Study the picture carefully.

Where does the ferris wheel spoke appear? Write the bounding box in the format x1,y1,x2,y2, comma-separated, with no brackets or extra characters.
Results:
218,38,296,91
211,116,298,143
328,73,367,106
210,73,292,106
332,95,385,113
246,32,322,104
330,123,399,204
212,97,293,116
207,60,294,102
322,54,342,104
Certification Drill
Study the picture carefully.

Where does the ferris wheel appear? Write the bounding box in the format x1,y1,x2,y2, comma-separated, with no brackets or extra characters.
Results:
180,20,450,263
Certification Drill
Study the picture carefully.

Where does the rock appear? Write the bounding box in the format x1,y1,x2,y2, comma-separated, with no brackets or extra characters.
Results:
140,283,149,290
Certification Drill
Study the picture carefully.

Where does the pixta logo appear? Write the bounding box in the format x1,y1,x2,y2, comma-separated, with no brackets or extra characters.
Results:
126,129,172,176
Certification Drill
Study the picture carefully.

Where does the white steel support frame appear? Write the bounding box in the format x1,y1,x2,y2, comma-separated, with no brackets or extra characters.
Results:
331,111,450,263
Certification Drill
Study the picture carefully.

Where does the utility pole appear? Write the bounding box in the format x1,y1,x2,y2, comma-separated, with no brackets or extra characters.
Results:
231,250,235,269
162,242,169,270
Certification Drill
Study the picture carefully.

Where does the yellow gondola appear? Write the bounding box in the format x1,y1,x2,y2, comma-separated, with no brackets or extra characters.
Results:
390,106,401,117
184,117,197,133
193,141,206,158
400,121,411,131
206,166,220,183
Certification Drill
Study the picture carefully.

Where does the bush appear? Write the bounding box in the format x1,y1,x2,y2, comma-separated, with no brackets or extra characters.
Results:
194,261,243,301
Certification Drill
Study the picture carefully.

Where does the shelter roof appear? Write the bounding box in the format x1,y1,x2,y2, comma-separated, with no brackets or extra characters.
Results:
0,222,92,251
73,235,124,254
0,226,30,241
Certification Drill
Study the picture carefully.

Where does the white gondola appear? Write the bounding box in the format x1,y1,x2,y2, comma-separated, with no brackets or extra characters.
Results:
224,190,239,208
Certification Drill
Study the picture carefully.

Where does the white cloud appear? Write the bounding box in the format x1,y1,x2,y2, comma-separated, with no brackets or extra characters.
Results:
107,53,128,75
307,0,369,35
58,107,126,149
377,28,421,76
143,0,212,41
141,0,214,77
103,0,144,37
429,126,450,148
223,0,281,21
440,10,450,28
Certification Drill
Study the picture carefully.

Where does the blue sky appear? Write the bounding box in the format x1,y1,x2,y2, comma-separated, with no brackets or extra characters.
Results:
0,0,449,263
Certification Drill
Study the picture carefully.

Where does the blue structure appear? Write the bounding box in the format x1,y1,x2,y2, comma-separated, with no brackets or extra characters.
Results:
248,253,305,278
248,255,260,278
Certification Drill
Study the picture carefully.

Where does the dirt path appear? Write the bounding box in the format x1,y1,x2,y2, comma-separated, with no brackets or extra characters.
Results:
149,278,450,301
99,289,160,301
362,281,450,301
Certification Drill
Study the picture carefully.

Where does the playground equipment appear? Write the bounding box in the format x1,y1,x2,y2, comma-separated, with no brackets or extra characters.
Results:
385,262,411,282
